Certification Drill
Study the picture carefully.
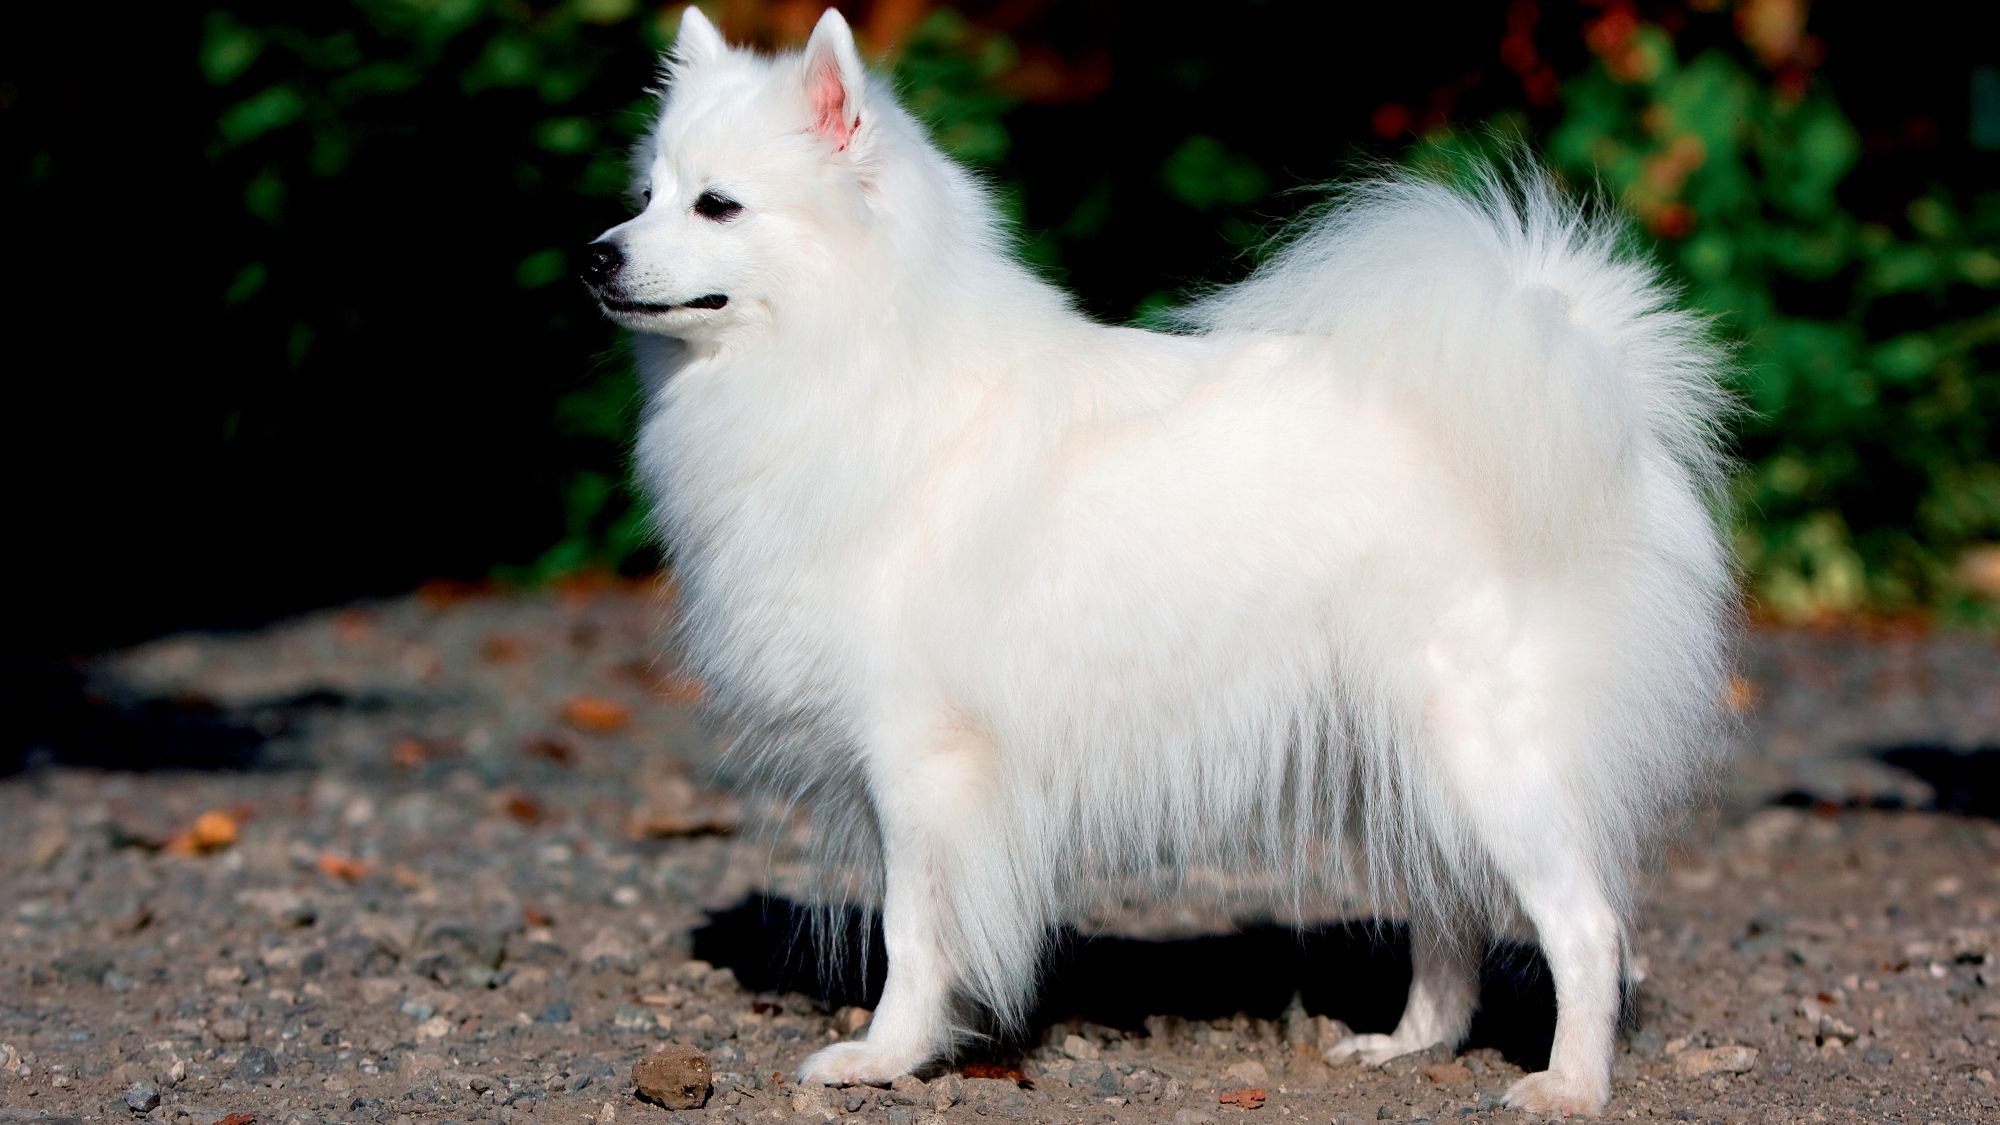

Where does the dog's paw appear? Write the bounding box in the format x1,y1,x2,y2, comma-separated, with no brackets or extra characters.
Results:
796,1040,929,1087
1501,1069,1609,1117
1323,1032,1435,1067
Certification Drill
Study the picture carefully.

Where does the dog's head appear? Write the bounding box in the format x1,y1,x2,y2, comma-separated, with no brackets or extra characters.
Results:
583,6,880,342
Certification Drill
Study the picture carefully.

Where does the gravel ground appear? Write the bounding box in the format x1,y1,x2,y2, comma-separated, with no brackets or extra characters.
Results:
5,580,1996,1125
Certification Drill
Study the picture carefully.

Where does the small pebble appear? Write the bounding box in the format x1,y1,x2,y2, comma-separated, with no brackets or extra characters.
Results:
1221,1059,1268,1085
234,1046,276,1080
632,1044,712,1110
929,1073,965,1110
834,1006,873,1034
1673,1045,1760,1077
887,1074,928,1104
1423,1061,1472,1085
1062,1032,1101,1061
125,1080,161,1112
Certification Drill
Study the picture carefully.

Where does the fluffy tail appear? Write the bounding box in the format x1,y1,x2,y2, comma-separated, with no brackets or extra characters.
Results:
1179,163,1732,546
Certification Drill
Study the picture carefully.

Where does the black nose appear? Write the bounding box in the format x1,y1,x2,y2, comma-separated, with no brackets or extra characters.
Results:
582,241,623,286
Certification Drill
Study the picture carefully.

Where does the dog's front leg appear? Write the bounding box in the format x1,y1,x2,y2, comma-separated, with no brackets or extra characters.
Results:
797,734,995,1086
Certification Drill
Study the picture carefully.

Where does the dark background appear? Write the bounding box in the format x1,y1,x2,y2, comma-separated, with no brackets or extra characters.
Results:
7,0,1995,662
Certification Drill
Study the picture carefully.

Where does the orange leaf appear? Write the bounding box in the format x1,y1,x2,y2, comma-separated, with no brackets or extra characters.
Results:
524,736,577,765
649,572,681,605
552,568,617,607
1959,544,2000,600
416,578,491,607
562,695,630,733
390,739,428,768
332,609,374,643
959,1062,1033,1089
213,1114,257,1125
1219,1087,1267,1109
193,810,239,848
480,633,525,663
168,810,240,855
656,673,705,706
315,852,371,883
1725,675,1761,713
504,795,544,824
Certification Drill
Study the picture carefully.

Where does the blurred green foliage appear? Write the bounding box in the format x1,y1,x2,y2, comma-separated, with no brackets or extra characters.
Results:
1529,18,1999,625
193,0,1994,624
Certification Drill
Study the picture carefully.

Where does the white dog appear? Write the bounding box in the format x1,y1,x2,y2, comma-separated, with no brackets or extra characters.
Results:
586,9,1734,1116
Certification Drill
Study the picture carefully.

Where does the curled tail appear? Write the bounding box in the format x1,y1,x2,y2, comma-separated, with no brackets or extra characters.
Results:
1180,163,1733,545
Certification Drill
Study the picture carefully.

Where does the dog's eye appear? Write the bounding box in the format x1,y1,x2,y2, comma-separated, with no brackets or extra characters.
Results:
693,190,743,221
641,190,652,205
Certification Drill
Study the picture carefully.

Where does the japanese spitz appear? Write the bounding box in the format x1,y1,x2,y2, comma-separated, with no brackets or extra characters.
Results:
585,8,1734,1116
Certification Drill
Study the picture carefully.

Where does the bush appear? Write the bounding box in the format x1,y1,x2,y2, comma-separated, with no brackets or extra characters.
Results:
182,0,1993,624
1527,5,1997,623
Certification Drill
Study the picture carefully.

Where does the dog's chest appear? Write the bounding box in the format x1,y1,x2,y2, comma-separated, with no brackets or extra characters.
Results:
660,481,912,733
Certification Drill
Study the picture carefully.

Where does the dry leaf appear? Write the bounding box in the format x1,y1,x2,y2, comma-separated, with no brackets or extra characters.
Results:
416,578,489,607
651,572,681,605
655,673,705,705
552,568,617,600
1724,675,1760,713
212,1114,257,1125
1218,1086,1267,1109
1958,544,2000,599
480,633,525,662
332,609,374,643
959,1061,1032,1088
626,773,739,838
315,852,371,883
524,736,577,765
562,695,630,733
167,810,240,855
612,658,704,705
194,810,240,849
504,794,544,824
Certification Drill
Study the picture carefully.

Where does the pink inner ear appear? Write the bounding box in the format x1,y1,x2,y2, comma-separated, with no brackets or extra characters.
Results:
808,58,856,150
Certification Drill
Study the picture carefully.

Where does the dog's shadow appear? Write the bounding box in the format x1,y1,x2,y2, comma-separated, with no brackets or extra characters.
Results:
692,893,1557,1071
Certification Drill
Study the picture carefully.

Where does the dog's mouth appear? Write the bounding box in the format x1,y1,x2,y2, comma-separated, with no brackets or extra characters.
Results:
599,293,729,314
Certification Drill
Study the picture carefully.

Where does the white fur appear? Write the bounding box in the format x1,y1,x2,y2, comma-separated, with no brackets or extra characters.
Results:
593,9,1735,1116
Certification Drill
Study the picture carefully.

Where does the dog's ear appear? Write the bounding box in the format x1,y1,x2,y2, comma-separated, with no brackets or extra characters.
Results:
801,8,866,152
674,6,728,65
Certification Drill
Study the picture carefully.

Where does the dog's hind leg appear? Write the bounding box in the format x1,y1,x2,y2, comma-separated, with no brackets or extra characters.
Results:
1427,643,1623,1117
1489,852,1621,1116
1325,920,1480,1066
